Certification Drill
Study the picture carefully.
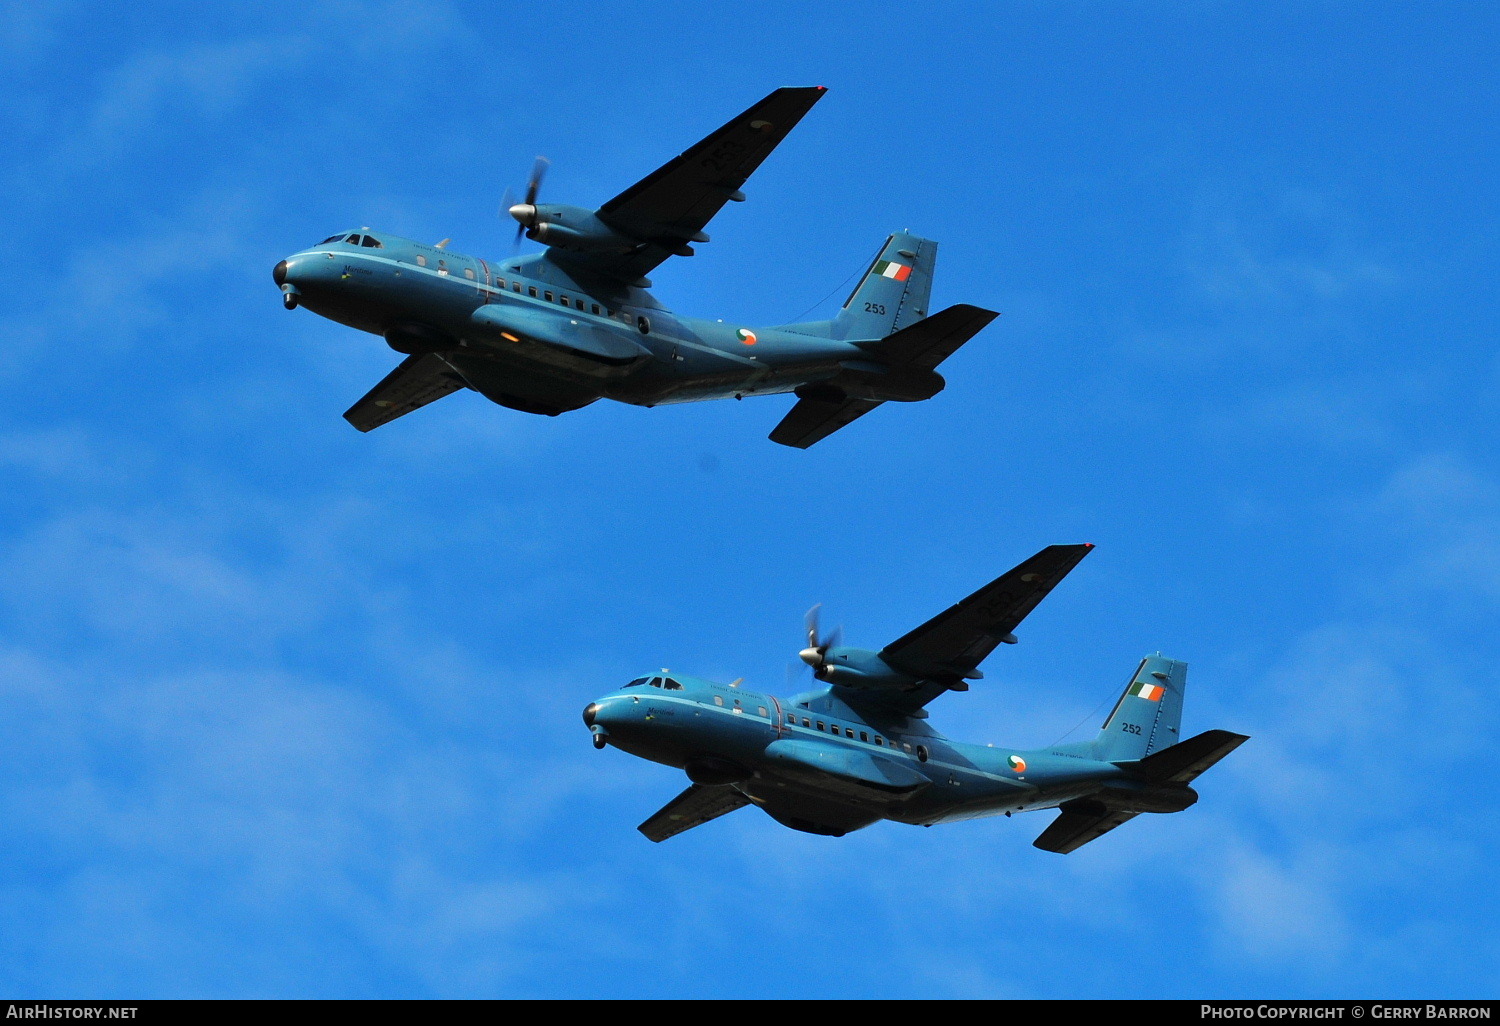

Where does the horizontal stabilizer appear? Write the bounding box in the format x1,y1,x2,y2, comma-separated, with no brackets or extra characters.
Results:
1120,729,1250,784
343,353,466,432
769,395,884,449
1033,799,1140,855
638,783,752,843
859,303,998,371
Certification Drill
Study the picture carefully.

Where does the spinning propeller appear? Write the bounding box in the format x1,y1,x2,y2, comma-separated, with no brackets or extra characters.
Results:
797,603,842,680
504,156,550,248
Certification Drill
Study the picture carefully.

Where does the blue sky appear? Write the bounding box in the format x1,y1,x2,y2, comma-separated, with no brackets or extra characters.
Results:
1,0,1497,999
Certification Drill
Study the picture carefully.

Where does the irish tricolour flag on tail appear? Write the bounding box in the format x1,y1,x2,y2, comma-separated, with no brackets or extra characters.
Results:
873,259,912,282
1128,680,1166,702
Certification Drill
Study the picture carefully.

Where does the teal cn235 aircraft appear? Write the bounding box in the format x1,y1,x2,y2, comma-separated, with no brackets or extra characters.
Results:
272,87,998,448
584,545,1249,850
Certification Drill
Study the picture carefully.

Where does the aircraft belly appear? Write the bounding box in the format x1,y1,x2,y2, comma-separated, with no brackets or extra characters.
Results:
606,357,844,406
755,738,931,803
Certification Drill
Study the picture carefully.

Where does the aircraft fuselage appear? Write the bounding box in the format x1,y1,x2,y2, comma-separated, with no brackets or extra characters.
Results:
275,231,864,417
582,673,1194,837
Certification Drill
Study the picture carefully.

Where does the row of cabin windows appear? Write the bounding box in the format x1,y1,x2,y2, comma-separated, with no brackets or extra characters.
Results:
710,695,768,716
699,698,932,762
338,243,626,323
321,233,384,248
788,716,930,761
492,278,612,319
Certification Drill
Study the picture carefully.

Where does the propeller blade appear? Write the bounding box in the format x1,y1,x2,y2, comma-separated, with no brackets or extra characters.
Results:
524,156,549,206
805,603,822,650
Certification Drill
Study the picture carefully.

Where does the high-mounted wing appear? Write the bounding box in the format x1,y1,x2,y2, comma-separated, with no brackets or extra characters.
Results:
879,543,1095,682
1032,798,1140,854
568,87,826,283
343,353,466,432
638,784,752,843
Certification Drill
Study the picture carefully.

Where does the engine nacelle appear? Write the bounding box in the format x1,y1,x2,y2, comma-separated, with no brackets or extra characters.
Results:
510,203,639,254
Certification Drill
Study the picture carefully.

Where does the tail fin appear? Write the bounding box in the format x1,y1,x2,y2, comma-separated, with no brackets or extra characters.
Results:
1091,654,1187,762
830,232,937,340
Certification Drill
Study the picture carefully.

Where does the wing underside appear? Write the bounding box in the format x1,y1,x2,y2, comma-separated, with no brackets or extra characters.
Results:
867,544,1094,711
563,87,826,283
343,353,466,432
638,784,752,843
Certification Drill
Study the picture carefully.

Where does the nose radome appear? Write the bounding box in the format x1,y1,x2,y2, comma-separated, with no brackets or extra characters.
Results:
272,260,288,286
582,702,600,727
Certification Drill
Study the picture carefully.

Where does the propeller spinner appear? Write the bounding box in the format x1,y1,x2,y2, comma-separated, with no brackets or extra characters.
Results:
506,156,550,246
798,604,842,679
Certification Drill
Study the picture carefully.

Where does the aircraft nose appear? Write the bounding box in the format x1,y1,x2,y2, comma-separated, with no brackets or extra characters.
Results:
582,702,600,727
272,260,288,286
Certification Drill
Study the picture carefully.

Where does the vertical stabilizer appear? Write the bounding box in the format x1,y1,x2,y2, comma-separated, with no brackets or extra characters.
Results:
831,232,937,339
1092,655,1187,762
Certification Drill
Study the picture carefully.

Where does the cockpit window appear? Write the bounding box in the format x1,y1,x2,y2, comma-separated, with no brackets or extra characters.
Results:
661,677,683,691
623,677,650,688
647,677,663,688
345,234,362,244
319,235,344,245
361,235,383,248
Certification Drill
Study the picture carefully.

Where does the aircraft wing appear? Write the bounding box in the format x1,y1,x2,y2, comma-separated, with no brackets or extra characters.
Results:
572,87,827,283
879,543,1095,683
343,353,466,432
638,784,752,843
769,395,884,449
1033,798,1140,854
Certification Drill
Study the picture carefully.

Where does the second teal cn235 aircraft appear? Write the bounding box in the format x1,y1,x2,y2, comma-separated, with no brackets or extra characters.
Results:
272,86,997,448
584,545,1249,851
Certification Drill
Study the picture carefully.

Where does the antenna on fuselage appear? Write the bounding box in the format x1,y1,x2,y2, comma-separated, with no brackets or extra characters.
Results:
434,239,451,249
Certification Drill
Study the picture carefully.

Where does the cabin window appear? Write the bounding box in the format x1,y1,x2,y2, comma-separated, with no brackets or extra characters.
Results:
916,745,929,763
714,696,724,707
592,304,601,315
544,291,553,302
845,728,856,739
815,721,825,731
513,282,522,293
637,315,651,335
496,279,505,289
758,707,768,717
437,261,449,275
559,296,569,307
528,286,538,298
361,235,383,248
416,255,427,267
464,268,475,280
874,737,884,747
903,743,913,753
860,731,869,743
802,717,811,727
